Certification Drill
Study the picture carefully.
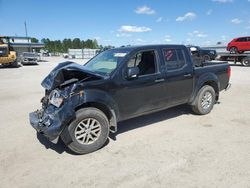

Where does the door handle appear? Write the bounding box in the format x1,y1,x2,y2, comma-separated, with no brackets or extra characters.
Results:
184,73,192,77
155,78,165,83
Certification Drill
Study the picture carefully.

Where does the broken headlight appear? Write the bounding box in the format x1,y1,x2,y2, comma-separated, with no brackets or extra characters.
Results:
49,89,64,108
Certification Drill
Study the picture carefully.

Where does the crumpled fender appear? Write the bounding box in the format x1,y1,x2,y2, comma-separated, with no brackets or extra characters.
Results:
77,88,120,120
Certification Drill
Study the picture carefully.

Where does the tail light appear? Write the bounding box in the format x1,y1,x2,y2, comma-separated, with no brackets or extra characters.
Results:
227,66,231,80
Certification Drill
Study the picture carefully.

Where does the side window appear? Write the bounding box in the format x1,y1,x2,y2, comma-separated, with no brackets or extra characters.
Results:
127,52,142,67
237,38,247,42
127,50,156,76
163,49,186,70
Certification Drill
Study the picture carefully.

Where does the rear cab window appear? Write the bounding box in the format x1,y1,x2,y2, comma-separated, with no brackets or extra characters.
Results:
162,48,186,71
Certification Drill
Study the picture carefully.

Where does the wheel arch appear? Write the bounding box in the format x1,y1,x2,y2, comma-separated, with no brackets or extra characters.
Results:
190,73,220,105
75,101,117,133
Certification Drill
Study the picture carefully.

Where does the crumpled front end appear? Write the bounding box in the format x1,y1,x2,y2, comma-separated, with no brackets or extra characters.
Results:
29,95,76,143
29,61,103,143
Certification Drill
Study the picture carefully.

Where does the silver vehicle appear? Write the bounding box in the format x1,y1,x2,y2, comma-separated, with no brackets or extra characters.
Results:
20,52,38,65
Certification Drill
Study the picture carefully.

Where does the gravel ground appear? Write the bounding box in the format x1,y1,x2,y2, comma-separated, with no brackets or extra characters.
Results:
0,57,250,188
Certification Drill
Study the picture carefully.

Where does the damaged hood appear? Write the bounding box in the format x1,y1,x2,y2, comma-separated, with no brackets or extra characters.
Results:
41,61,104,90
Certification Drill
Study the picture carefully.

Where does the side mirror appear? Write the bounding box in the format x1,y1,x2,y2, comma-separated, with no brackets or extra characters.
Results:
127,67,139,79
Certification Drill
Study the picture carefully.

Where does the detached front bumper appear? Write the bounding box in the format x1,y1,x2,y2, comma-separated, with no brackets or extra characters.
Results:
29,102,75,143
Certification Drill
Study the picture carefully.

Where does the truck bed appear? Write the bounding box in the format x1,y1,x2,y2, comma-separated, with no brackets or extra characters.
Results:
194,61,229,91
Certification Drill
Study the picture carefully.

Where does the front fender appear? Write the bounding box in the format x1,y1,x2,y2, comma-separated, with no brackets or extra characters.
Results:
77,89,120,120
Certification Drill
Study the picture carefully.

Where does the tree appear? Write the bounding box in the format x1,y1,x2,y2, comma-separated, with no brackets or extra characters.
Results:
92,39,99,49
31,37,39,43
72,38,81,49
41,37,100,53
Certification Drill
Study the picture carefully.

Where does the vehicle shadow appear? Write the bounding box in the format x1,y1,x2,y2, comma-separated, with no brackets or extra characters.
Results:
0,64,22,69
109,105,192,140
36,132,110,155
22,63,39,66
229,64,243,67
36,133,73,154
36,105,193,154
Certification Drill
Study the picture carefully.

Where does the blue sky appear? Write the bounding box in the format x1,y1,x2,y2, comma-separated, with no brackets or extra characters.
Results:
0,0,250,46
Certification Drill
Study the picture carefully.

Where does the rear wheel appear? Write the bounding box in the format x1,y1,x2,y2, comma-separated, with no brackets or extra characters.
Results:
229,47,238,54
61,107,109,154
242,57,250,67
192,85,216,115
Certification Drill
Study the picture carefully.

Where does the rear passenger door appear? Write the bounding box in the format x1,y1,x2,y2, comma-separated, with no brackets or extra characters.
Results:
162,47,194,105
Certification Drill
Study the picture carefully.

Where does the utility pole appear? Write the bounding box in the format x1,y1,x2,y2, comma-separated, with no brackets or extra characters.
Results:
24,21,28,37
24,21,31,52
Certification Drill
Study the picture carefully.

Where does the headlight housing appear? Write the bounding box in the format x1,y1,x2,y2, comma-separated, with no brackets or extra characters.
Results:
49,90,64,108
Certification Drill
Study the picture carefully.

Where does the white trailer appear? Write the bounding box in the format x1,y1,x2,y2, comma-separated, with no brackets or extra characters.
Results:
68,49,100,59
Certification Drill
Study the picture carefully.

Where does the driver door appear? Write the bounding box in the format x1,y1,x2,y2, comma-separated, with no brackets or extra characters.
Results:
114,49,167,120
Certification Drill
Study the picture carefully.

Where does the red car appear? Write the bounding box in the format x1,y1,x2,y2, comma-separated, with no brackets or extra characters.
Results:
227,36,250,54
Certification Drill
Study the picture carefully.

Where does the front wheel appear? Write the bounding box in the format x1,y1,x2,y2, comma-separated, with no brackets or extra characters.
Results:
61,107,109,154
191,85,216,115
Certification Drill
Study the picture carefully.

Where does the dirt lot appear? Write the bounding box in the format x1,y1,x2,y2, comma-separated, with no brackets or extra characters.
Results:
0,57,250,188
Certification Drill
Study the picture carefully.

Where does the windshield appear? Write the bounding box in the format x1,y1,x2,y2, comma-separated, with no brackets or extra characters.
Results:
23,53,37,57
84,49,130,76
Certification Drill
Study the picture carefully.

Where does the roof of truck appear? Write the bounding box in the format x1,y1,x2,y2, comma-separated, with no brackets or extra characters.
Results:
115,44,186,51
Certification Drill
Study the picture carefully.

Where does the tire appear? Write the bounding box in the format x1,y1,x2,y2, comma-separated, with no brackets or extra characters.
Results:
229,47,238,54
203,55,211,62
61,107,109,154
191,85,216,115
11,60,18,67
242,57,250,67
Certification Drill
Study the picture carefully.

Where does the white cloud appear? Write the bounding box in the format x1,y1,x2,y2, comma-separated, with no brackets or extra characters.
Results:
164,35,172,42
165,38,172,42
176,12,196,22
188,30,208,38
221,35,228,40
207,9,213,15
135,6,155,15
94,36,101,41
204,41,212,45
118,25,152,33
231,18,242,24
136,38,146,43
156,17,163,22
246,26,250,29
197,33,208,38
212,0,233,3
116,33,131,37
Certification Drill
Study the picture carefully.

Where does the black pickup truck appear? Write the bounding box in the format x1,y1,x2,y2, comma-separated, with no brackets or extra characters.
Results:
29,45,230,154
187,45,217,62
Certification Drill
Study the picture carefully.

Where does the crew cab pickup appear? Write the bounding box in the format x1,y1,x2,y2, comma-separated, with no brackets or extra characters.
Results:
29,45,231,154
187,45,217,62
